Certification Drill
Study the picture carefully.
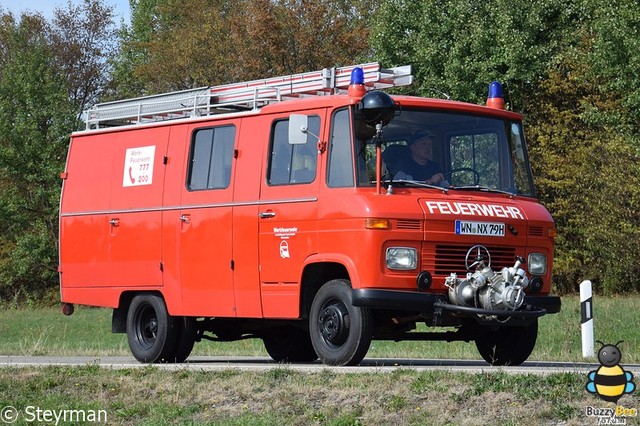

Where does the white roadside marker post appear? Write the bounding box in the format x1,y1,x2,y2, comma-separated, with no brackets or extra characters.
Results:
580,280,595,358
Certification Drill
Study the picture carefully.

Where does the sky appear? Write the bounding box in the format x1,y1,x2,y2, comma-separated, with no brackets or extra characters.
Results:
1,0,131,24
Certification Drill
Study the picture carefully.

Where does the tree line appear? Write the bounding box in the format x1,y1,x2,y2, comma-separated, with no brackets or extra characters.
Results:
0,0,638,301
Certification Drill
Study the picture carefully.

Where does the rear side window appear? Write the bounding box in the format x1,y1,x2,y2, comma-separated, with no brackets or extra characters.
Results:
187,125,235,190
267,116,320,185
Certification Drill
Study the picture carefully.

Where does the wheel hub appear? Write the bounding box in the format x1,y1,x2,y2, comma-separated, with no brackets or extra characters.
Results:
136,306,158,348
144,317,158,340
318,302,350,346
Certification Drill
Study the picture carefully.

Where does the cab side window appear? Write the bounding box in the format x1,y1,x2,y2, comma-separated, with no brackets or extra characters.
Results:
187,125,235,191
267,116,320,185
327,108,354,187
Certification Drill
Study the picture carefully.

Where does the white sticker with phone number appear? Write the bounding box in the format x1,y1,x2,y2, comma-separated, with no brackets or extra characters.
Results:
122,145,155,187
455,220,505,237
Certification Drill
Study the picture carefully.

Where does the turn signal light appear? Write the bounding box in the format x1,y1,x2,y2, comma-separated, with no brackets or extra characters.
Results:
365,218,391,230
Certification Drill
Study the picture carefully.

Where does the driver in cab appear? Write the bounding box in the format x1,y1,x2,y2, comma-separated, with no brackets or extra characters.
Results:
393,132,445,185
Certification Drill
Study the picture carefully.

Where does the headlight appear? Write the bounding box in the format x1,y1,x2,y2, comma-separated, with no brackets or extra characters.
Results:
528,253,547,275
386,247,418,270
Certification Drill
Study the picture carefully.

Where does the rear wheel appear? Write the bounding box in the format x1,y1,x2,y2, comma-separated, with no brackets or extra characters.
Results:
263,326,318,363
126,294,178,363
475,319,538,366
168,317,197,363
309,279,373,366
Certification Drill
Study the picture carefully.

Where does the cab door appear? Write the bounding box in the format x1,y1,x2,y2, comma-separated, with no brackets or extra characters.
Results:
258,110,325,318
178,122,237,317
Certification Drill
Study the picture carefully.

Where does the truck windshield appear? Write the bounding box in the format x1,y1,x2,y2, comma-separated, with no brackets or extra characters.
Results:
354,108,535,197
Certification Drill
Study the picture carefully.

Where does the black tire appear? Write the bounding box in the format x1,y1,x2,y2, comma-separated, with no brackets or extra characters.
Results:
126,294,178,363
309,279,373,366
167,317,197,363
263,326,318,363
475,319,538,366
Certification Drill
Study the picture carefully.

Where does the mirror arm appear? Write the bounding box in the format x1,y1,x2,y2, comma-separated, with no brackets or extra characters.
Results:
300,125,319,140
373,123,384,195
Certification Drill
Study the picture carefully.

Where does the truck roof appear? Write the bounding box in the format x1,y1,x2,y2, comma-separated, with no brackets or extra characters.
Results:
75,63,520,136
73,93,521,137
260,94,523,120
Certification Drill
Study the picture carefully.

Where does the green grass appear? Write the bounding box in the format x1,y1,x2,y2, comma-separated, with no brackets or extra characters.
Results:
1,295,638,362
1,296,639,425
0,365,631,425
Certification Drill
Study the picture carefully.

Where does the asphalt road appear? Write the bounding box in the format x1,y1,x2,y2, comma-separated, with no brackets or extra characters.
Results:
1,356,636,375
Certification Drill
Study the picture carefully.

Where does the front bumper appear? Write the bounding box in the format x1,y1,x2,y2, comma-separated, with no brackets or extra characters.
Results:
351,288,561,319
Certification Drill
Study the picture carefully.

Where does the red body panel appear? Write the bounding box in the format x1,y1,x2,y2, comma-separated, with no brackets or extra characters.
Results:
59,94,555,319
256,108,326,318
176,122,236,317
60,126,169,292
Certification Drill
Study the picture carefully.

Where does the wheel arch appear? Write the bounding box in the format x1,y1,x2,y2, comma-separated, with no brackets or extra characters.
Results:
300,258,354,319
112,290,164,333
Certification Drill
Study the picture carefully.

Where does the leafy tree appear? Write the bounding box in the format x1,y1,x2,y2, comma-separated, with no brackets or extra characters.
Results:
372,0,575,105
234,0,375,79
110,0,162,98
522,1,640,293
586,0,640,146
0,2,117,302
113,0,376,94
50,0,118,116
0,13,73,300
372,0,640,293
137,0,240,91
527,52,640,293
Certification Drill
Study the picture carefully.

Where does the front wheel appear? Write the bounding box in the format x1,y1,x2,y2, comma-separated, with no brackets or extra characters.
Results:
309,279,373,366
475,319,538,366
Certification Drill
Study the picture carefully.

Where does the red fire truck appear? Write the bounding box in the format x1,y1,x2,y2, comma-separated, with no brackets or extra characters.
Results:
59,63,560,366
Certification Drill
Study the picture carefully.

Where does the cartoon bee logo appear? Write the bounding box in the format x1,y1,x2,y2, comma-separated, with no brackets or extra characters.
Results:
586,341,636,403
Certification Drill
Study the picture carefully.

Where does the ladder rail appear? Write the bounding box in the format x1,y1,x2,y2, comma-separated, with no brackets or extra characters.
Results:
84,62,413,130
86,88,211,127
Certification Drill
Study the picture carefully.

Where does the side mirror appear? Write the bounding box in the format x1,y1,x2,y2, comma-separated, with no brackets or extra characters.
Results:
289,114,310,145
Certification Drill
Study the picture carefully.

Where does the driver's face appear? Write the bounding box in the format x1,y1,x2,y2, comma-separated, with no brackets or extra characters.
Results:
410,137,434,163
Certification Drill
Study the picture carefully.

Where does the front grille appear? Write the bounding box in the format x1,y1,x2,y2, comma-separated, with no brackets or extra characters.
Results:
424,244,517,276
395,219,422,230
528,226,544,237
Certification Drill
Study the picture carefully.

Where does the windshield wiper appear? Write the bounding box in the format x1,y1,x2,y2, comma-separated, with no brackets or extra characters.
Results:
377,179,449,192
451,185,515,196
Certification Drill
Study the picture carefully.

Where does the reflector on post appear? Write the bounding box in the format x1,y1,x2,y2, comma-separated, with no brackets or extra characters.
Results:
580,280,595,358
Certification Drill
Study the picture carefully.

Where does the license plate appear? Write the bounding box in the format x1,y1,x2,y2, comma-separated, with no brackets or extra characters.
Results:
455,220,505,237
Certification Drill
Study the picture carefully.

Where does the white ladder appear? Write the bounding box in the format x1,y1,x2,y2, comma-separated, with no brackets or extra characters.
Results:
84,62,412,130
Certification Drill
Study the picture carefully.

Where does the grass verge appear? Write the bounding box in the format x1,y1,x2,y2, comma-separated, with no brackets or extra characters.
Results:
1,366,634,425
1,296,639,425
1,295,639,363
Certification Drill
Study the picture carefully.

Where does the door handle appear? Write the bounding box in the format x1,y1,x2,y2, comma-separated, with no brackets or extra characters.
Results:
109,218,120,226
180,214,191,224
259,211,276,219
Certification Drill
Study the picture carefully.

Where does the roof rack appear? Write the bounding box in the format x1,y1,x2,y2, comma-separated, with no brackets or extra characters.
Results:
84,62,413,130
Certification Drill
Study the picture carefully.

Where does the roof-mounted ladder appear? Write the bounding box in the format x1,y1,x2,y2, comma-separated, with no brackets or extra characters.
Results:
84,62,413,130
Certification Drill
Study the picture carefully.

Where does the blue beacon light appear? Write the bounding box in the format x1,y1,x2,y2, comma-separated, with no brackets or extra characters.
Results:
486,81,505,109
348,67,366,97
351,67,364,84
